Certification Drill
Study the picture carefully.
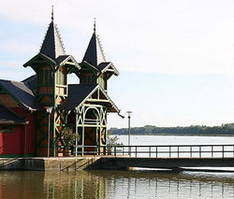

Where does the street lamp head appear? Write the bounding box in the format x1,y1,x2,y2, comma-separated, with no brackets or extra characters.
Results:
126,111,132,118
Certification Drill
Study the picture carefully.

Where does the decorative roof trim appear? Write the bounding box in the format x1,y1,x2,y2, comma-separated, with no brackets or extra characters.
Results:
99,62,119,76
23,53,56,68
76,85,119,112
57,55,80,69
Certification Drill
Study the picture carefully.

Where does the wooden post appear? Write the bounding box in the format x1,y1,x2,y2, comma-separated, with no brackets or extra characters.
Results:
114,146,116,157
156,147,158,158
169,146,171,158
190,146,192,158
222,145,224,158
75,110,78,157
177,146,179,158
149,146,151,158
199,146,201,158
81,107,86,156
211,146,214,158
233,146,234,158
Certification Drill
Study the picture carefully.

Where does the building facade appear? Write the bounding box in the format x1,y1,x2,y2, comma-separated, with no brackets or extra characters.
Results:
0,13,119,157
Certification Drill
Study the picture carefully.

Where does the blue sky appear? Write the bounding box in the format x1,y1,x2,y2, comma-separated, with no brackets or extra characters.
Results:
1,0,234,128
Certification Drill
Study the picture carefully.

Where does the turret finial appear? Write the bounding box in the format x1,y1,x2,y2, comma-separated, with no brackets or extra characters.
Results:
51,5,54,22
93,18,96,33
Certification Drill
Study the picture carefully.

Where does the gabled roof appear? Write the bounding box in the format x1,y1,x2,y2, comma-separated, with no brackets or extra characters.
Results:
61,84,96,110
23,53,57,69
56,55,81,70
95,85,120,112
60,84,119,112
0,79,36,110
82,31,106,67
0,105,26,125
40,20,65,59
98,62,119,76
56,55,70,65
80,61,119,77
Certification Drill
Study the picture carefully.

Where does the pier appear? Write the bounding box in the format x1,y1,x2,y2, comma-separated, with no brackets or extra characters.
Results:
1,144,234,171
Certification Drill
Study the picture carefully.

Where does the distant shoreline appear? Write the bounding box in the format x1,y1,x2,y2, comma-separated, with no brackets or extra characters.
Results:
110,124,234,137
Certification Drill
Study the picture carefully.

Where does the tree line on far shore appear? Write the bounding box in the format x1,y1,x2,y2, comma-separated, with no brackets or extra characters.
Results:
109,123,234,136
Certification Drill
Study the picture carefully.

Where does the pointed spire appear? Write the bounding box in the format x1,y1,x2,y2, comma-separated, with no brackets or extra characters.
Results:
83,20,106,67
51,5,54,22
40,6,65,59
93,18,96,33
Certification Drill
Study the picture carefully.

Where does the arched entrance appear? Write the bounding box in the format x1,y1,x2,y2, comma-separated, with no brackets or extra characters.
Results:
83,107,99,147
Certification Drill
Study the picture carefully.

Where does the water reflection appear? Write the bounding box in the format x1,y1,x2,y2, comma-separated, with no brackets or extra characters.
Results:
1,170,234,199
0,171,106,199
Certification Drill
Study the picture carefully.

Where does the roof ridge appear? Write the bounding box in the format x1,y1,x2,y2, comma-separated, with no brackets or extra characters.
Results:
22,75,36,82
0,79,24,84
96,33,106,61
54,23,66,54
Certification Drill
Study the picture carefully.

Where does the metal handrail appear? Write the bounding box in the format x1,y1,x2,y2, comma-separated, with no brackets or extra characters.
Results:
106,144,234,158
73,144,234,159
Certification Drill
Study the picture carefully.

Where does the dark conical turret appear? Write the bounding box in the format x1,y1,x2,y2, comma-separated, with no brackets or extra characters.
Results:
82,21,106,67
40,8,65,59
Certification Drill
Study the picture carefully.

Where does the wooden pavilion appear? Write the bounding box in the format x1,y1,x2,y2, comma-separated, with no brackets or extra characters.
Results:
0,12,120,157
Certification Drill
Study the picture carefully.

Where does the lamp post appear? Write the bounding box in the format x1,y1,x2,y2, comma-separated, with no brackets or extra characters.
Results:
46,107,53,157
75,109,79,157
127,111,132,156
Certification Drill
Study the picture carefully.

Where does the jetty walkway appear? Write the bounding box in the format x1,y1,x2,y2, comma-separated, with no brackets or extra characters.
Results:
1,144,234,171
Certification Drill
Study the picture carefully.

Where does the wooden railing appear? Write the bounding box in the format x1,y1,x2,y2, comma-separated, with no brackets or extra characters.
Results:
75,144,234,158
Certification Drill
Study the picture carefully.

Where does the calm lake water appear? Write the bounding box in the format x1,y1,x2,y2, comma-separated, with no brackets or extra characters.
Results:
116,135,234,146
1,170,234,199
1,135,234,199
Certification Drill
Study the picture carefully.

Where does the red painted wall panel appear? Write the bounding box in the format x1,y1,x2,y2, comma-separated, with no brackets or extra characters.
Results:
0,126,24,155
12,108,36,155
0,107,36,156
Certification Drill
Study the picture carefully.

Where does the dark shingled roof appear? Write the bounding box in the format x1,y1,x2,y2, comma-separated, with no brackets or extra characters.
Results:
0,105,26,125
40,21,65,59
56,55,70,64
56,55,81,70
22,75,37,94
98,62,111,71
81,31,119,76
82,32,106,67
61,84,97,110
0,79,36,110
98,62,119,76
60,84,119,112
